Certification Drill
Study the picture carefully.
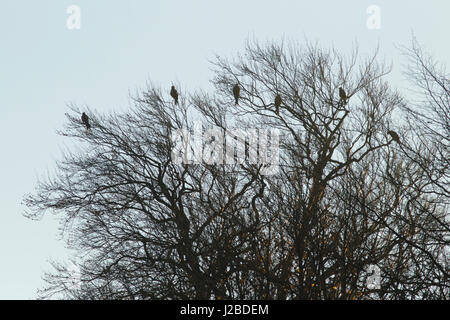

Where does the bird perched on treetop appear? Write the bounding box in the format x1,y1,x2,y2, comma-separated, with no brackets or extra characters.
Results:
233,84,240,105
81,112,91,131
388,130,400,144
274,94,282,114
170,86,179,105
339,87,347,104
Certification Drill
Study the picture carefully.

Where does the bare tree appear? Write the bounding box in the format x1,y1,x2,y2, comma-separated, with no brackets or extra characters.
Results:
400,37,449,198
24,39,449,300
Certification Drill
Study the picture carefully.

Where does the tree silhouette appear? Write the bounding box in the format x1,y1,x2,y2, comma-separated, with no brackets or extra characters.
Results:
24,39,449,300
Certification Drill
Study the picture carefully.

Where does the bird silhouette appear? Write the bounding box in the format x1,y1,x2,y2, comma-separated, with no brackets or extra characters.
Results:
81,112,91,131
170,86,179,105
293,89,299,101
274,94,282,114
388,130,400,144
339,87,347,104
233,84,240,105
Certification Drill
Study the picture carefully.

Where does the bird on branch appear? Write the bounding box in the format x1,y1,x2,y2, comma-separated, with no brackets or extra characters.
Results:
233,84,240,105
170,86,179,105
81,112,91,131
388,130,400,144
293,89,301,105
275,94,282,114
339,87,347,105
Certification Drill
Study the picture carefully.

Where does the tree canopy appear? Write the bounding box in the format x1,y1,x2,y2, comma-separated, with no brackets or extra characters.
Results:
24,39,449,300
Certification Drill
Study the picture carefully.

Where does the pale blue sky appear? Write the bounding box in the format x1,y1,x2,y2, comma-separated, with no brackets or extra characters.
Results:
0,0,448,299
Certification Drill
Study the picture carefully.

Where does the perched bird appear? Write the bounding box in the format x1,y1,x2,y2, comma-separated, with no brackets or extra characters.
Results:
274,94,282,114
81,112,91,131
233,84,240,105
339,87,347,104
388,130,400,144
170,86,179,105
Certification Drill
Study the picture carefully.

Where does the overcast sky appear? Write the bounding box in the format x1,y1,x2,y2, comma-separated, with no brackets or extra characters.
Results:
0,0,448,299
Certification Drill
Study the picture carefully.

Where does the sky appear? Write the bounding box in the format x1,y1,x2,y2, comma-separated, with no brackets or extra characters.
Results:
0,0,449,299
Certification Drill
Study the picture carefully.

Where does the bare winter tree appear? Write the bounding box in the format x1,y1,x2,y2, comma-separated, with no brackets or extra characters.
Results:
24,39,449,300
400,38,449,199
